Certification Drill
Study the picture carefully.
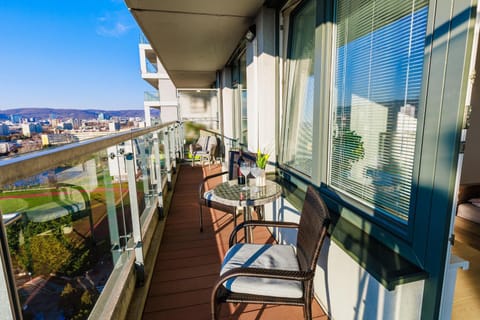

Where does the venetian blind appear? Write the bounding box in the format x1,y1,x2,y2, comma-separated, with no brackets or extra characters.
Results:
330,0,428,221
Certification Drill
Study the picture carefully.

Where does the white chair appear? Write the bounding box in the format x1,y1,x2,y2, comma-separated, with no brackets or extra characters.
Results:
189,135,218,167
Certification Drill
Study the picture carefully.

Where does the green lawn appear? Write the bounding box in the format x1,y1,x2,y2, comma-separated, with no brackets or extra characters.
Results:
0,198,29,214
0,188,68,214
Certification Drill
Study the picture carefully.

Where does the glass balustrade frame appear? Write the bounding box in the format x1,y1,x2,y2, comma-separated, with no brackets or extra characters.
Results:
0,122,183,320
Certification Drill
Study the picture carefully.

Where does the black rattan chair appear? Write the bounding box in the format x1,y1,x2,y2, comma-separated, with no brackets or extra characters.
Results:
198,149,243,232
199,170,237,232
198,149,270,232
211,185,331,320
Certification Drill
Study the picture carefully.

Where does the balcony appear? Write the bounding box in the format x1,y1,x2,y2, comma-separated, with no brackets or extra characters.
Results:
2,118,480,319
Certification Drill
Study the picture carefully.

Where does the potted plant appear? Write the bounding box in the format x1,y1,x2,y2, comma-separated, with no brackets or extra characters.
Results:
254,150,270,186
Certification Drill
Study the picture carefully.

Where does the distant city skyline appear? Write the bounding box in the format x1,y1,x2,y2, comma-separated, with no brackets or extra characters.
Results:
0,0,151,110
0,107,158,122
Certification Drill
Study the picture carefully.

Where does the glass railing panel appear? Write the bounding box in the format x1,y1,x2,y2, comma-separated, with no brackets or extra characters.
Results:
146,60,158,74
143,133,157,209
159,130,166,178
0,122,178,319
0,150,127,319
133,137,148,217
106,143,134,253
144,91,159,102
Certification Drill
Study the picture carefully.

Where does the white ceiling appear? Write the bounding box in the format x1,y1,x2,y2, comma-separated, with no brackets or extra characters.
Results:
125,0,266,88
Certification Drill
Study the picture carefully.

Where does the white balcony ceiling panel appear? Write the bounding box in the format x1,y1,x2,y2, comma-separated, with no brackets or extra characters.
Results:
126,0,264,16
125,0,265,88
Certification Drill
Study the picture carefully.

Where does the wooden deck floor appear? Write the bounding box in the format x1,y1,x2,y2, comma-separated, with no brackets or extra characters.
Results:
142,164,328,320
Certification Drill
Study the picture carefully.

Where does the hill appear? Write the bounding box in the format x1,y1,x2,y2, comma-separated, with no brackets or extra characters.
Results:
0,107,158,121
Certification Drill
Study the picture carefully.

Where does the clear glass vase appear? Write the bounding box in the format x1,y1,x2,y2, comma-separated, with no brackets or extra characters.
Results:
255,169,266,187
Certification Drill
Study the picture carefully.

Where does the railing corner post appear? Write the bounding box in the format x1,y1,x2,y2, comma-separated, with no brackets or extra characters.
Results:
125,152,145,286
153,133,164,220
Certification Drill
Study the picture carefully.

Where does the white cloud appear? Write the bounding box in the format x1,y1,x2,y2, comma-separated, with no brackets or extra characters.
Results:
96,11,134,37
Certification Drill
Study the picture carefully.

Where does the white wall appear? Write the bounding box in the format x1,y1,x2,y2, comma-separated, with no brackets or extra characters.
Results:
315,239,424,320
221,68,235,164
158,79,178,104
160,107,179,123
138,43,148,75
246,7,278,165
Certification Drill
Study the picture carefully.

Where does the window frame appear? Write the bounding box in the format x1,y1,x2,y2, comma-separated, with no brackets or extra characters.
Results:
280,0,320,179
326,0,431,236
325,0,435,258
231,48,248,146
279,0,472,269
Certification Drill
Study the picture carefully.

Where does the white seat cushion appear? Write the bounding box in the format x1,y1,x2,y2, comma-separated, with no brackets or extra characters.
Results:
221,243,303,298
197,136,208,150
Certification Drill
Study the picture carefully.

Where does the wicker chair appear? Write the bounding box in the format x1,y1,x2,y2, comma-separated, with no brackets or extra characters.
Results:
198,150,243,232
198,150,266,232
211,185,331,320
199,170,237,232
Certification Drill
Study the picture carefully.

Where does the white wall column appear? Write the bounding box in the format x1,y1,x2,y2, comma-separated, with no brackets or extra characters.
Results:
221,67,234,163
144,105,152,126
247,7,277,162
246,36,257,152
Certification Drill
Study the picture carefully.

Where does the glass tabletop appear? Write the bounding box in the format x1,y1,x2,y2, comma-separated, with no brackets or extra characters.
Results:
208,179,282,207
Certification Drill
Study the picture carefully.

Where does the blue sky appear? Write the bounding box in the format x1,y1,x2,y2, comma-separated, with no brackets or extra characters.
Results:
0,0,151,110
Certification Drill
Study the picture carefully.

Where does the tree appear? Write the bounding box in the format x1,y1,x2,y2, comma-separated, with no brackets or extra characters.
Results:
29,235,71,275
59,282,81,318
332,129,365,176
80,290,93,306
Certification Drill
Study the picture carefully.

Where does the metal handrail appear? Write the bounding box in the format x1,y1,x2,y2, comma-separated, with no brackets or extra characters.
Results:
198,127,238,144
0,122,177,186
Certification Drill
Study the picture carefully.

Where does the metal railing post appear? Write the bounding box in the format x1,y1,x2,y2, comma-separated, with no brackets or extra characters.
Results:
176,124,182,160
103,169,121,264
169,127,176,172
180,122,185,159
174,124,180,159
125,153,144,287
138,137,152,208
153,133,164,219
164,128,172,189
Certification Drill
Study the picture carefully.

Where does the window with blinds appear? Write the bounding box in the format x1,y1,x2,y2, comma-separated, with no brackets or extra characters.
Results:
330,0,429,221
282,0,316,176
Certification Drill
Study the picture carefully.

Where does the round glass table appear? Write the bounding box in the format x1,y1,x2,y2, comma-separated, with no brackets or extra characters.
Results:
205,179,282,242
